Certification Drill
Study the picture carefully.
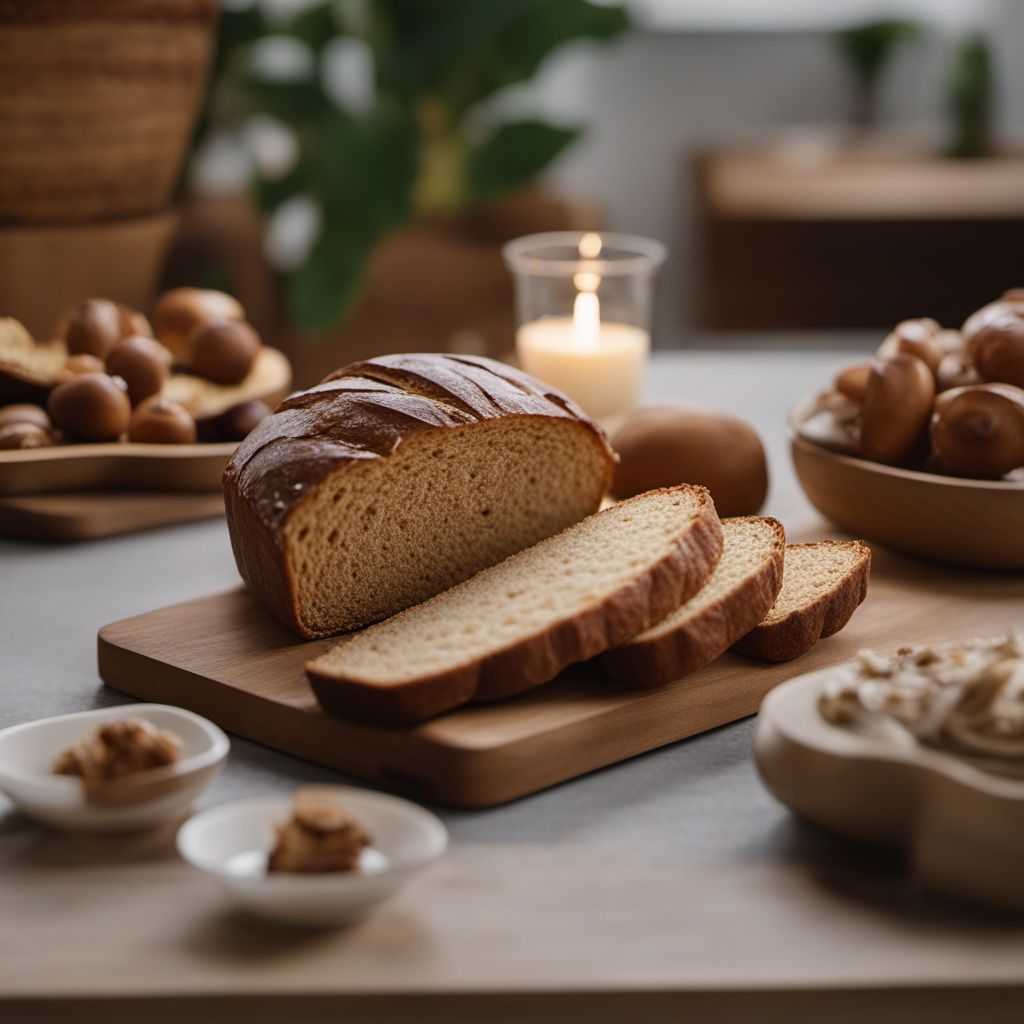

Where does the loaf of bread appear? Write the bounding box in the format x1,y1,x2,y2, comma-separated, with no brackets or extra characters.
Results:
306,486,723,723
223,354,617,638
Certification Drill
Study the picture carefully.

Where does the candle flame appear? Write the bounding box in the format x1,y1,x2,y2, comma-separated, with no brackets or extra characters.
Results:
573,234,603,349
578,232,602,259
572,289,601,350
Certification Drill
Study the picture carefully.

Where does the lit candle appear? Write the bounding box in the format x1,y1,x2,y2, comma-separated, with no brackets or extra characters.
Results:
515,234,650,418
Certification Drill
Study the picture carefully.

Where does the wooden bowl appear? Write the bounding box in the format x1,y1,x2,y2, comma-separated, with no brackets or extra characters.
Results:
0,1,216,224
789,394,1024,569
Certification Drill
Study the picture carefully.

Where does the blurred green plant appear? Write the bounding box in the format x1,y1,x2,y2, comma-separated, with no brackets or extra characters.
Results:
833,18,921,129
198,0,628,330
946,34,994,158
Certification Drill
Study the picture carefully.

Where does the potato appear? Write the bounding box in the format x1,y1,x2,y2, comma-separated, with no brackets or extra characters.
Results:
611,406,768,516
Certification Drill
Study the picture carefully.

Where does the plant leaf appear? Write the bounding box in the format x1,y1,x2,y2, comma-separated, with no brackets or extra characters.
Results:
282,108,418,329
286,221,379,331
313,108,418,228
375,0,628,110
282,2,340,53
468,120,580,202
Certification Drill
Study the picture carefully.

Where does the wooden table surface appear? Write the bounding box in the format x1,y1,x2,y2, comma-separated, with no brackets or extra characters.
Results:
3,347,1024,1024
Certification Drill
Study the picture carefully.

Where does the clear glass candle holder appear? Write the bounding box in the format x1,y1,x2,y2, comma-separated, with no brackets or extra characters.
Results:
503,231,666,419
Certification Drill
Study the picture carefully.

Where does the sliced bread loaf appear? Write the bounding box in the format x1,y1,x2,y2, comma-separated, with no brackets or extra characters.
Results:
223,354,616,639
307,485,724,723
601,516,785,686
732,540,871,662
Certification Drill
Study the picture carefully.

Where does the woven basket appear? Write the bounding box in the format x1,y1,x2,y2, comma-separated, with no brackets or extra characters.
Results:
0,0,217,224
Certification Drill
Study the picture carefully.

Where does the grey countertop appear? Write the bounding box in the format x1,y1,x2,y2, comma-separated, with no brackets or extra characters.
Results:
5,346,1024,1022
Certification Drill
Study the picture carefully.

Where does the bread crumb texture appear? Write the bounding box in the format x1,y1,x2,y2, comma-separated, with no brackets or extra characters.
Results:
284,419,609,635
765,542,866,622
312,487,704,685
635,517,783,640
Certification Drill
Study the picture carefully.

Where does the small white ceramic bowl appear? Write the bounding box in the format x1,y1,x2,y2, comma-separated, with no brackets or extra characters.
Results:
177,786,448,927
0,704,228,832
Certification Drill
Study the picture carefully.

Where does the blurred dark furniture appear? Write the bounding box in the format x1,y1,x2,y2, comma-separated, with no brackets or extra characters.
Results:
695,143,1024,330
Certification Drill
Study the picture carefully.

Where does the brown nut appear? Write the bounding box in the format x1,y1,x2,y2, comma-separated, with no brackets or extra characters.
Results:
0,422,52,450
798,393,861,454
610,406,768,516
63,298,134,359
60,353,106,380
0,403,52,431
127,397,197,445
936,351,982,392
834,363,871,404
930,383,1024,478
153,288,245,361
47,372,131,442
105,336,171,406
859,353,935,465
962,291,1024,343
189,320,261,385
209,399,273,441
878,318,943,375
965,313,1024,387
117,304,153,339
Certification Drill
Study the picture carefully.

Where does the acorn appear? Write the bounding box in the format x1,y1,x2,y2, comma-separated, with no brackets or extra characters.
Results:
153,288,245,361
128,396,198,445
190,320,261,385
47,372,131,442
60,354,106,380
209,399,273,441
0,404,52,432
0,422,52,450
105,336,172,406
63,299,131,359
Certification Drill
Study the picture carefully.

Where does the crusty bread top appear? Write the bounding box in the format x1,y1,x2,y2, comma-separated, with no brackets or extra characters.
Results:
223,353,614,533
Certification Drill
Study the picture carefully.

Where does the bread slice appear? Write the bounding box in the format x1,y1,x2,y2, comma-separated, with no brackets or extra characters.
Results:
732,540,871,662
224,354,616,638
307,485,724,723
601,516,785,686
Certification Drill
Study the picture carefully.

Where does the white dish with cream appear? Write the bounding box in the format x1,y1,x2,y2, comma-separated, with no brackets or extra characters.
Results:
177,786,447,927
0,704,228,832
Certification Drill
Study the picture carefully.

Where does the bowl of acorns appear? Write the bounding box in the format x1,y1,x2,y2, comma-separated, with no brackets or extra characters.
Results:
791,289,1024,569
0,288,292,497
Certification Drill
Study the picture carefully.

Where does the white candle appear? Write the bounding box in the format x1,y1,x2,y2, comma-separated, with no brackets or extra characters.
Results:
516,294,649,418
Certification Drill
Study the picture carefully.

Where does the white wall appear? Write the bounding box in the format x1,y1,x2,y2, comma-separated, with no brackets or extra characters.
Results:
517,2,1024,345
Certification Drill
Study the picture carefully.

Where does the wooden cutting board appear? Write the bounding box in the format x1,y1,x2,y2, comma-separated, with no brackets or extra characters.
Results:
0,490,224,541
97,547,1024,808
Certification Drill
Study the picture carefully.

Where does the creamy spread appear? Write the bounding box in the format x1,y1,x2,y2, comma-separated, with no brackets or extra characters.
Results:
818,632,1024,777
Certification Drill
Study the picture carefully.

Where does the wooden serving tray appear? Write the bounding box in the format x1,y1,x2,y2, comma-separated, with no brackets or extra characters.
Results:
0,490,224,541
0,441,235,497
97,548,1024,807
